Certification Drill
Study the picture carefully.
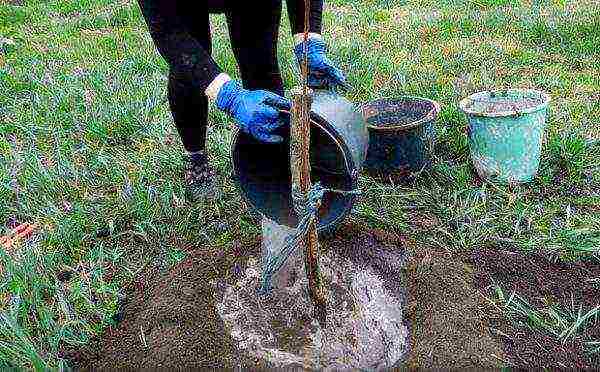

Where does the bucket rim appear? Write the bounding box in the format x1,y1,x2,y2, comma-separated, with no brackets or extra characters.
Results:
229,109,359,232
459,88,551,118
229,112,355,176
361,96,441,132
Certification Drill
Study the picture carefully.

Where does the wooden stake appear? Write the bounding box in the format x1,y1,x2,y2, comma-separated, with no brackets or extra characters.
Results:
289,86,327,327
302,0,311,94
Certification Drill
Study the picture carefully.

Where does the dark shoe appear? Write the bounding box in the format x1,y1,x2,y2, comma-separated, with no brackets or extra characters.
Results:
184,151,218,200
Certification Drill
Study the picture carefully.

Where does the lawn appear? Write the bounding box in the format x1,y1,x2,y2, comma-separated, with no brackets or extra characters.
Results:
1,0,599,369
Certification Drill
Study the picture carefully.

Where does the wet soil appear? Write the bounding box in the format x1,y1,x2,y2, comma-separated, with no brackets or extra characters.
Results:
68,224,412,370
217,222,410,369
323,223,409,300
469,247,600,369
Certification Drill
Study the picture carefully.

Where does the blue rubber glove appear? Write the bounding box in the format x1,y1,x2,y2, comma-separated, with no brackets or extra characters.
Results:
294,37,349,91
216,80,291,143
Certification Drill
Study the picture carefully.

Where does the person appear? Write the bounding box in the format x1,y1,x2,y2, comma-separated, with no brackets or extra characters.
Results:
137,0,348,198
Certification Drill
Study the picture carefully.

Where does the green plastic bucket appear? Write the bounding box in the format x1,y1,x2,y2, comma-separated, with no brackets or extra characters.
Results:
459,89,551,183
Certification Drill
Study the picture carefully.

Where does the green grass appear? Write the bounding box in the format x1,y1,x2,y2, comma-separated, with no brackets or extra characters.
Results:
1,0,599,369
494,286,600,363
495,287,600,342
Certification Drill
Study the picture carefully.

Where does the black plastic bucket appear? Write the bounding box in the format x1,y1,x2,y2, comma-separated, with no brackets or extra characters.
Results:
231,90,369,233
362,97,440,174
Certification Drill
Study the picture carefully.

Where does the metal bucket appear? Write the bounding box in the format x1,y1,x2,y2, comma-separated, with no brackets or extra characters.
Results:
231,90,369,233
362,97,440,174
459,89,551,183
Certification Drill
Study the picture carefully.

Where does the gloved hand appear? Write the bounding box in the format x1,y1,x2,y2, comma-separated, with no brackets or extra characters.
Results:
216,80,291,143
294,37,349,91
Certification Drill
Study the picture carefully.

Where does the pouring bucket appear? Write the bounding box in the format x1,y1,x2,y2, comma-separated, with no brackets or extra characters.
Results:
231,90,369,233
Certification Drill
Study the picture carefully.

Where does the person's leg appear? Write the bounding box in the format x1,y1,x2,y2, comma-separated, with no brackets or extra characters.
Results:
169,7,221,197
167,9,212,153
168,76,209,153
225,1,284,97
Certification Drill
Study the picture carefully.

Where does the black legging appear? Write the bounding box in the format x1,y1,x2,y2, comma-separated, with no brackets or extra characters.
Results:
168,4,283,152
138,1,322,153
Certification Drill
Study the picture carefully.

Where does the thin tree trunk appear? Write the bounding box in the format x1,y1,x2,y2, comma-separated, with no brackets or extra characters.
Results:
289,87,327,327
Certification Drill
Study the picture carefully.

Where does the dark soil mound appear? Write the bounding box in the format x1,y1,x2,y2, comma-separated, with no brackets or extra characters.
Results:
404,246,507,368
471,248,600,309
69,224,412,370
68,241,272,370
470,247,600,369
71,222,569,370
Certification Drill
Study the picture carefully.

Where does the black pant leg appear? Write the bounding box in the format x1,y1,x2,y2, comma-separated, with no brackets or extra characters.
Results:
225,1,285,97
167,9,212,153
168,71,209,153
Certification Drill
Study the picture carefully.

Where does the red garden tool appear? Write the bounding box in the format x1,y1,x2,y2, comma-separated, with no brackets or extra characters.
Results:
0,223,38,249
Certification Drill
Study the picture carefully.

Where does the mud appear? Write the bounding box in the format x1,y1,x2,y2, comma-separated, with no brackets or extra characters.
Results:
469,247,600,369
69,223,412,370
216,222,410,370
